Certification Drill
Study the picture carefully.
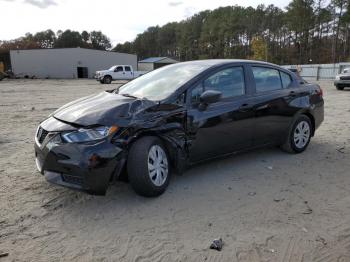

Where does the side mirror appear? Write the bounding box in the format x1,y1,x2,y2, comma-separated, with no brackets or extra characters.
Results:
200,90,222,104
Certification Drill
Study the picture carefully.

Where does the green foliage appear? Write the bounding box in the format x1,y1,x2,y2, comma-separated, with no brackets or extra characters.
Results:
89,31,111,50
1,0,350,64
114,0,350,64
0,30,112,51
251,37,267,61
54,30,83,48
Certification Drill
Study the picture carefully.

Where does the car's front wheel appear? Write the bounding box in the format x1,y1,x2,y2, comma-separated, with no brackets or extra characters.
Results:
281,115,312,153
103,75,112,84
127,136,170,197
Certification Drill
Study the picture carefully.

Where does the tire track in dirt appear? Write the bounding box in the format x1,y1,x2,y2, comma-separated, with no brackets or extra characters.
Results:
312,227,350,262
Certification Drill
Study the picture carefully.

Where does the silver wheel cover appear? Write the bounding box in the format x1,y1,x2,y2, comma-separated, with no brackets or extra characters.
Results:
148,145,168,186
293,120,311,149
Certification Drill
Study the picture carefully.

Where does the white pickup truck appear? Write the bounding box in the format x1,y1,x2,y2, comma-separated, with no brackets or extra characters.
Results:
95,65,147,84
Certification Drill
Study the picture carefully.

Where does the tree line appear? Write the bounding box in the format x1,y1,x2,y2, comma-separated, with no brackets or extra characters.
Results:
0,30,111,52
114,0,350,65
1,0,350,65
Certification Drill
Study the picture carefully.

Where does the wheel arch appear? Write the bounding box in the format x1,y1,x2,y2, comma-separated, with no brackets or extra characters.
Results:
301,112,315,136
290,110,316,137
127,128,187,175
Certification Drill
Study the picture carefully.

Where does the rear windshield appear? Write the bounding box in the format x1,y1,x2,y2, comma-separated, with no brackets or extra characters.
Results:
117,63,211,100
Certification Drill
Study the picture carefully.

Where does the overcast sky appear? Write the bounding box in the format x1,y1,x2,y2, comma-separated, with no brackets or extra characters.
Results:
1,0,291,46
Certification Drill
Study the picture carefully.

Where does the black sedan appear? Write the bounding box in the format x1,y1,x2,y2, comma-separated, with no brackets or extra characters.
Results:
34,60,324,197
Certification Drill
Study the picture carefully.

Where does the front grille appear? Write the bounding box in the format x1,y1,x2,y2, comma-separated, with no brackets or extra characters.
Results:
62,174,83,185
37,127,49,144
340,76,350,80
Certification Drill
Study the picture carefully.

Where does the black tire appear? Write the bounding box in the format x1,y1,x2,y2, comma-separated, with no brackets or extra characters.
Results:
281,115,312,154
99,80,104,84
103,75,112,84
336,84,344,90
127,136,171,197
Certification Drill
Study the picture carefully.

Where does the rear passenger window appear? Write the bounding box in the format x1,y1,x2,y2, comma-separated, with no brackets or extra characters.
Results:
125,66,131,72
280,71,292,88
252,67,282,92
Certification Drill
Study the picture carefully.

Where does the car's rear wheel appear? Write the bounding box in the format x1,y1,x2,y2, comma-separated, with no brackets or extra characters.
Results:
336,84,345,90
103,75,112,84
127,136,170,197
281,115,312,153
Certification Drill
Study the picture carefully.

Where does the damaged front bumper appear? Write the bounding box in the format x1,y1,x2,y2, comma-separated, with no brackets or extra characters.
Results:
34,121,125,195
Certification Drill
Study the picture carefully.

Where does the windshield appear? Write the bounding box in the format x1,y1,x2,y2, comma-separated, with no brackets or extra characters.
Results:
117,63,211,100
109,66,116,71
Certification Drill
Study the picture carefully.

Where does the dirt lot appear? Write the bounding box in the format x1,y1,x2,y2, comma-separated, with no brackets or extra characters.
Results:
0,79,349,262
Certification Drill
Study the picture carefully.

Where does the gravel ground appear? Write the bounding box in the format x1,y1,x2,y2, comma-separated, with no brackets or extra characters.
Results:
0,79,349,262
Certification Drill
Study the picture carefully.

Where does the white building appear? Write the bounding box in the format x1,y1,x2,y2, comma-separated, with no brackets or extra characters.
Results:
9,48,137,79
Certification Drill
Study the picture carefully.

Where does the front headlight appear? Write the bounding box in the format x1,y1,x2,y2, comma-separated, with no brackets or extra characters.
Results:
62,126,118,143
335,75,340,80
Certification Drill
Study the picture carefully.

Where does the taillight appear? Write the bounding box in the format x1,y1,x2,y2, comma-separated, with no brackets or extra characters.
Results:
316,86,323,97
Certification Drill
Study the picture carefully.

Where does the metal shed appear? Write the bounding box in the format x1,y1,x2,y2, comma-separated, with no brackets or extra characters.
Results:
9,48,137,79
138,57,178,71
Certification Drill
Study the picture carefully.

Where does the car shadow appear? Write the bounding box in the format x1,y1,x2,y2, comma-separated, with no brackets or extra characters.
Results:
42,139,338,213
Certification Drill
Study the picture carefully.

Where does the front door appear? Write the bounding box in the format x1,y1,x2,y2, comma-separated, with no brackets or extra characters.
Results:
186,65,254,162
112,66,125,80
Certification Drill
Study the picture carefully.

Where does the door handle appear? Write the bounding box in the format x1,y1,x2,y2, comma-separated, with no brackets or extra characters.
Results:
238,103,250,112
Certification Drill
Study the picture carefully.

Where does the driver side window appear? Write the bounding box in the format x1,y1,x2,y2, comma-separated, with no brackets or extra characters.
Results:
191,66,245,104
115,66,124,72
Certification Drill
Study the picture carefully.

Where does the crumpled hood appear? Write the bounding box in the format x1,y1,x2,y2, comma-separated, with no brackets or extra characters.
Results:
53,91,155,126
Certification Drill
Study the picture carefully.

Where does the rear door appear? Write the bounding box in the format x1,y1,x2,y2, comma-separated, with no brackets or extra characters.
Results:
124,66,134,80
186,64,255,162
248,65,298,146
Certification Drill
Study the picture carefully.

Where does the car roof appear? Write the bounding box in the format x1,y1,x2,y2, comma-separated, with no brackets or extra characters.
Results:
179,59,278,68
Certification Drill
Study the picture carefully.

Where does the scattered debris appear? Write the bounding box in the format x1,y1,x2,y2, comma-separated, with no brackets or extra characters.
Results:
0,253,9,258
42,107,58,111
210,238,223,251
302,201,313,214
303,207,313,214
336,147,345,154
31,106,35,111
273,198,285,202
208,223,212,227
228,186,232,190
268,248,276,253
316,236,327,246
266,166,273,170
248,192,256,196
302,227,308,233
